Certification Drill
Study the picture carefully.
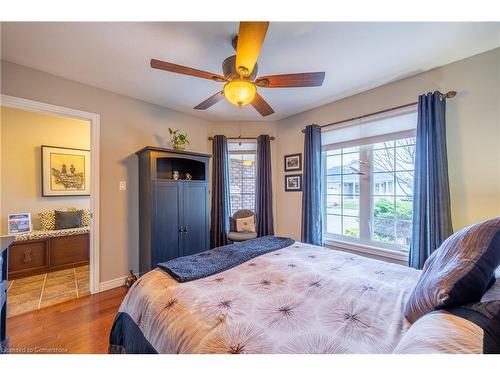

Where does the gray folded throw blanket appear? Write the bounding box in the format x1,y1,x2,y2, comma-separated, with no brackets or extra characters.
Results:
157,235,295,282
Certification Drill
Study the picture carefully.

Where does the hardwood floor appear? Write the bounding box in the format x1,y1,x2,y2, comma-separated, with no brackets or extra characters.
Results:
7,286,128,354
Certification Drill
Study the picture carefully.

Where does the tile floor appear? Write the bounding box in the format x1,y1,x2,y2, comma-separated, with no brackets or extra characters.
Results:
7,265,90,317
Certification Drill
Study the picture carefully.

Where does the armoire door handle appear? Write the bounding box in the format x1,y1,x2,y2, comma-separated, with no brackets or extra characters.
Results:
183,226,188,233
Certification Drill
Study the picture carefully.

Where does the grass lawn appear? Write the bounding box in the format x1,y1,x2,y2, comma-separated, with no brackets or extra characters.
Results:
343,202,359,210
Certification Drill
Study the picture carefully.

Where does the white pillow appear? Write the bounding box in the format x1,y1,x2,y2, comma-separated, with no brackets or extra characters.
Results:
393,311,484,354
236,216,255,233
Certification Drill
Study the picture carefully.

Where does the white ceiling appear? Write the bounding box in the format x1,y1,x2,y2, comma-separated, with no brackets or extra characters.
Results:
1,22,499,121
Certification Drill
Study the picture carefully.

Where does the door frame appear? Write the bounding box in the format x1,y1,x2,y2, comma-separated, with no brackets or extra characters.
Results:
1,94,101,293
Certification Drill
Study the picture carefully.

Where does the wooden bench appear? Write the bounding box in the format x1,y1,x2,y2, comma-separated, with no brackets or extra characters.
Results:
8,227,89,279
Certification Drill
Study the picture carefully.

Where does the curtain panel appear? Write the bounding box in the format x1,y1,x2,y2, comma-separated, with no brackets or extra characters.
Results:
301,124,323,245
256,134,275,236
410,91,453,269
210,135,231,248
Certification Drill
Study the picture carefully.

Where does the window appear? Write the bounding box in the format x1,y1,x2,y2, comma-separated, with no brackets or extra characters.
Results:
325,146,362,240
372,137,415,248
323,108,417,253
228,142,256,215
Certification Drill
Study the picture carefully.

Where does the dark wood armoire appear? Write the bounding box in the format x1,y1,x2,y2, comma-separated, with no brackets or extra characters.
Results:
136,147,211,275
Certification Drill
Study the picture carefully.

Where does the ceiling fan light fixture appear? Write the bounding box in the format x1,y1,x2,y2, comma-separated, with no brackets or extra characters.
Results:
151,21,324,117
223,78,256,107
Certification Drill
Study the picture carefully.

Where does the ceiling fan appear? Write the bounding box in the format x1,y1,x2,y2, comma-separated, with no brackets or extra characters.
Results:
150,22,325,117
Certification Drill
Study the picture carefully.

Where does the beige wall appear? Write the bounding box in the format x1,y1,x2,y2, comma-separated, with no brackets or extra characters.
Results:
275,48,500,240
1,61,213,283
0,107,91,233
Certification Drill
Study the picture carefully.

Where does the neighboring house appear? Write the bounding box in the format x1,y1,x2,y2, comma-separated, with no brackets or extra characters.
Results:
326,160,395,201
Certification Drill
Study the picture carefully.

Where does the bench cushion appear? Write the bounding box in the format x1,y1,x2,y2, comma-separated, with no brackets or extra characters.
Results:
14,226,90,242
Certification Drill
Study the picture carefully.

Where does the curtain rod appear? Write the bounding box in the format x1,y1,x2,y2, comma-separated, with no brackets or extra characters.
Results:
208,136,275,141
301,91,457,133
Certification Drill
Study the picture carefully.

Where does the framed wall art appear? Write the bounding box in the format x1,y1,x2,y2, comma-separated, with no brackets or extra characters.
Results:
285,174,302,192
284,153,302,172
41,145,91,196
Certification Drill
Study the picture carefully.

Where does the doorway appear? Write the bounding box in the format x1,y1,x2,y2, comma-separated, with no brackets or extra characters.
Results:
0,95,100,316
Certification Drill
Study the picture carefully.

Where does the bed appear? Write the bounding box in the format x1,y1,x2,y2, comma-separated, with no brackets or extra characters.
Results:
109,238,499,354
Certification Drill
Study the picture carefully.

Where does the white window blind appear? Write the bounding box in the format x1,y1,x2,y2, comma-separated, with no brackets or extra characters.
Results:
227,140,257,153
322,105,418,150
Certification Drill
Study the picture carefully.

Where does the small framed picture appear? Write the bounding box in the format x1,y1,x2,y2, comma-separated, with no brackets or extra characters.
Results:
285,174,302,192
41,145,91,196
284,153,302,172
8,213,32,235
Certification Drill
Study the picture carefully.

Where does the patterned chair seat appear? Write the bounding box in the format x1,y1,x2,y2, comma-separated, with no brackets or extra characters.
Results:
227,231,258,242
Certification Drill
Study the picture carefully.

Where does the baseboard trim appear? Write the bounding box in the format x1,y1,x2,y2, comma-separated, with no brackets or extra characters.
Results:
98,272,139,293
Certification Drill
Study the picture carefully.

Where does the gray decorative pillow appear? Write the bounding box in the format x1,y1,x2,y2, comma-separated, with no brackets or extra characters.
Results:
405,217,500,323
54,210,82,230
69,208,91,226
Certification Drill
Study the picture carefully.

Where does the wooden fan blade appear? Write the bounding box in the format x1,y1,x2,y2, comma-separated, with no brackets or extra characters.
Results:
235,22,269,77
251,92,274,117
194,91,225,110
151,59,226,82
255,72,325,88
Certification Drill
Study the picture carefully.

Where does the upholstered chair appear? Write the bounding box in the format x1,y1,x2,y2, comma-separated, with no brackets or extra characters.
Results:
227,209,258,242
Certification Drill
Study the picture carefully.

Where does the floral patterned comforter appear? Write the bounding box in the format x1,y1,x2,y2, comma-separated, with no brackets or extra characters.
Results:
112,241,423,353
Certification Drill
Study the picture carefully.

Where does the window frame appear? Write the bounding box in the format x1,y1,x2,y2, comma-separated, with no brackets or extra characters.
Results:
322,127,416,258
228,148,257,215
